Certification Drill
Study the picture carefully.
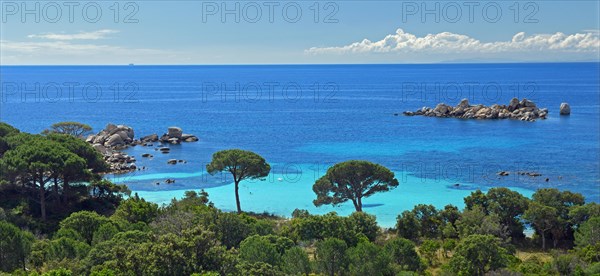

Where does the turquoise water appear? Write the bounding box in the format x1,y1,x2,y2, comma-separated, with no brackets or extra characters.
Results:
133,164,535,227
1,63,598,227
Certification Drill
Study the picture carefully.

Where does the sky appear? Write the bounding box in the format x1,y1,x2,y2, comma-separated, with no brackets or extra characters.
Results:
1,0,599,64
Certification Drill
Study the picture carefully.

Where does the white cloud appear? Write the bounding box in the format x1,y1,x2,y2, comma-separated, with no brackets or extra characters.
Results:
0,40,164,55
0,29,183,64
2,40,110,53
0,39,178,65
306,29,600,58
27,29,119,40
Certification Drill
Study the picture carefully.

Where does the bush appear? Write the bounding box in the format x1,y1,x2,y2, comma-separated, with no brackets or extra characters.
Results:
0,221,33,272
239,235,280,266
516,256,545,275
384,238,424,272
553,253,584,276
348,240,391,275
447,235,509,275
212,212,253,248
315,238,348,275
112,196,159,224
281,247,311,275
42,268,73,276
420,239,441,266
347,212,379,242
59,211,110,244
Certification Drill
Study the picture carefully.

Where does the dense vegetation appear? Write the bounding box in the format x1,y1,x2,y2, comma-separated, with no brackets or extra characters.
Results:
1,122,599,275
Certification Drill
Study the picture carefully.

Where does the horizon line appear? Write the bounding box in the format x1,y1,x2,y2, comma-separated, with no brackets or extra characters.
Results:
1,61,600,67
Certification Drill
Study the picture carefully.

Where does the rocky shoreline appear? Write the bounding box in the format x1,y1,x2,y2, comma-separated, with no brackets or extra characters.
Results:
85,124,198,174
401,98,560,122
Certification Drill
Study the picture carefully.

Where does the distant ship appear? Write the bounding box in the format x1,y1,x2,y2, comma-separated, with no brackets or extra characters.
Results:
129,63,134,66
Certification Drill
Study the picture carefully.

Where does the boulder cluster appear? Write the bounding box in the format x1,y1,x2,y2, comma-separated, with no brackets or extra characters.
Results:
86,124,198,174
402,98,549,122
85,124,137,173
86,124,135,149
497,171,549,182
167,159,187,165
497,171,542,177
139,134,158,146
140,127,199,145
104,152,137,173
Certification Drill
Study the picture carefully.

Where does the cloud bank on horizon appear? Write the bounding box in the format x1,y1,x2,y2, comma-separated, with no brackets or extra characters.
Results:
306,29,600,62
26,30,119,41
2,28,600,64
1,29,175,64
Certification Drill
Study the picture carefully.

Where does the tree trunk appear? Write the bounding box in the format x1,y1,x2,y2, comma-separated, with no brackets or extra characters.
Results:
53,177,60,207
541,231,546,251
351,199,359,212
329,262,335,276
62,178,69,204
357,197,363,212
234,181,241,213
39,176,46,221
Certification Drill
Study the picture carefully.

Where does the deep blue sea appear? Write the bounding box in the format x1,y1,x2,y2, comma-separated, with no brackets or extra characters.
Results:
1,63,599,226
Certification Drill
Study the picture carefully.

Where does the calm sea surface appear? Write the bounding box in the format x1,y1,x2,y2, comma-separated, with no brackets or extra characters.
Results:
1,63,598,226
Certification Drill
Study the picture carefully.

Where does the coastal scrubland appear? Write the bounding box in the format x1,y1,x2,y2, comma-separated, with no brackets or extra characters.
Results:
1,122,599,275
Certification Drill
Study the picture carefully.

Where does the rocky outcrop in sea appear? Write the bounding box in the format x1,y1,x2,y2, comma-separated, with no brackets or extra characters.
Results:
85,124,137,173
402,98,548,122
140,127,199,145
560,103,571,115
86,124,198,174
